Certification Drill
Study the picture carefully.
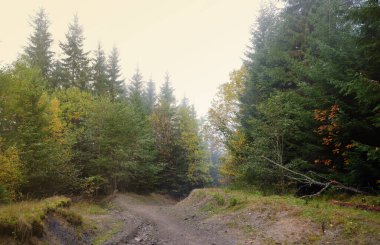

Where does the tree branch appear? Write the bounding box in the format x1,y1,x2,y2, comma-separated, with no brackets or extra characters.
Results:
261,156,365,197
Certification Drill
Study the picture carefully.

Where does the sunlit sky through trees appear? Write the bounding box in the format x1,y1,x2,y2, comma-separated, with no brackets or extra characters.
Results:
0,0,263,116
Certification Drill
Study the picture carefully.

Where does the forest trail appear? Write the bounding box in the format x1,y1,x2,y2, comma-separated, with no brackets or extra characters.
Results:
102,193,236,245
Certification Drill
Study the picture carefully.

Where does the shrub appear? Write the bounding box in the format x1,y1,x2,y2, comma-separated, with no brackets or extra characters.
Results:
213,193,225,206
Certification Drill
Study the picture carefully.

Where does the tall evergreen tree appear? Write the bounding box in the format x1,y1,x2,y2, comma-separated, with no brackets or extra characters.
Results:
145,77,156,113
59,15,90,90
24,8,54,80
177,97,211,191
128,67,145,111
151,73,178,192
92,43,109,96
107,46,125,99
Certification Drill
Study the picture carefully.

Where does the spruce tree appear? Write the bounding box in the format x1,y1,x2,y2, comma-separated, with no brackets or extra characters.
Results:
59,14,90,90
25,8,54,80
92,43,109,96
145,77,157,113
128,67,145,110
107,46,125,99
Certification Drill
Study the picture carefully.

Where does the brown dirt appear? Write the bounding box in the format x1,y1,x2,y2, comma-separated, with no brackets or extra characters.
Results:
93,191,322,244
103,193,236,245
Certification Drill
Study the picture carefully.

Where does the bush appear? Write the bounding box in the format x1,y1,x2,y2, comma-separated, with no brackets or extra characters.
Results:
0,185,9,204
80,175,106,197
228,197,238,207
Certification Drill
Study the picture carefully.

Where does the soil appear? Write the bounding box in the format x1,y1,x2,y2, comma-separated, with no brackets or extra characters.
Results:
75,191,324,245
102,193,236,245
25,190,377,245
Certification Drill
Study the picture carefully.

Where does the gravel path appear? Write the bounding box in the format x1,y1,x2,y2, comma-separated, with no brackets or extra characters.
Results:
104,193,236,245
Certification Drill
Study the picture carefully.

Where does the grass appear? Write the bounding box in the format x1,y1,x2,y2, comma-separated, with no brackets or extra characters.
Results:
70,201,109,215
194,188,380,242
92,220,123,245
0,196,79,240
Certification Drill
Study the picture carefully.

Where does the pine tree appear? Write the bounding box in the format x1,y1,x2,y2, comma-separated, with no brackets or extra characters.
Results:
145,77,156,113
59,14,90,90
92,43,109,96
128,67,145,110
50,59,65,89
177,97,211,190
24,8,54,80
107,46,125,99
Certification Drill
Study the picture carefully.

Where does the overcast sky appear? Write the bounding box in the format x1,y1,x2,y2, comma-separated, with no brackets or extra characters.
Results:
0,0,262,116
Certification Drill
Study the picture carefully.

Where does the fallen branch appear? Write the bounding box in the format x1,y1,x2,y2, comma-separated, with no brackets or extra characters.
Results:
261,156,365,198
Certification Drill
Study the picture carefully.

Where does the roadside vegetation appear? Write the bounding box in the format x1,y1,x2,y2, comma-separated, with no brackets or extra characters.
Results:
0,0,379,243
0,196,77,240
183,188,380,244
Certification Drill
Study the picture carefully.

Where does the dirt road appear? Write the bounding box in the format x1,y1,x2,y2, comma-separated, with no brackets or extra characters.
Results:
102,193,236,245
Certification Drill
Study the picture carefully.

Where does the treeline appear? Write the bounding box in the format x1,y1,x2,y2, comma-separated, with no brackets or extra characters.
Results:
208,0,380,194
0,9,211,201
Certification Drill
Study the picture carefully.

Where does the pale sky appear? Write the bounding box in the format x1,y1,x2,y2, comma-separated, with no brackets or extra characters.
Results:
0,0,262,116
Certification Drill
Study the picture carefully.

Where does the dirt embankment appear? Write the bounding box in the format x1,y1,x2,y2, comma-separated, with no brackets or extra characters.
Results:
6,188,379,244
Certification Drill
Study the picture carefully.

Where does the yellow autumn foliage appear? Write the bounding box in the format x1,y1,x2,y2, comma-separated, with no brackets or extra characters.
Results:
0,140,23,200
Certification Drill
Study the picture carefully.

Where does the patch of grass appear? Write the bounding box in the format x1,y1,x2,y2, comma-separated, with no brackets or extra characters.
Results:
0,196,72,240
228,197,238,207
243,224,256,235
55,208,83,226
71,201,109,215
213,193,225,206
92,220,123,245
196,188,380,241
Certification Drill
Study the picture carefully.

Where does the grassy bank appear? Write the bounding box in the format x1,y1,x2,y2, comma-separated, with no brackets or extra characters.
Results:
184,188,380,244
0,196,81,241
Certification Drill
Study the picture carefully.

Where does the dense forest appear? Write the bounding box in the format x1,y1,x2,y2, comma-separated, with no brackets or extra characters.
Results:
0,10,212,202
208,0,380,194
1,0,379,204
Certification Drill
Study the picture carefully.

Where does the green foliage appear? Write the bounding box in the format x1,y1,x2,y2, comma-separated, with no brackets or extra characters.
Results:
107,46,125,99
82,97,160,192
211,0,380,193
80,176,106,197
0,139,23,201
92,43,110,96
213,193,225,206
0,63,78,196
59,15,90,90
24,8,53,79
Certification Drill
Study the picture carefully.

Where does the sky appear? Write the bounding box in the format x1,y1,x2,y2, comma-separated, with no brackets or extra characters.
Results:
0,0,262,116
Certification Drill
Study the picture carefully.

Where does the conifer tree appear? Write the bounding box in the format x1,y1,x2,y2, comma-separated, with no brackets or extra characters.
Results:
59,15,90,90
145,77,157,113
92,43,109,96
25,8,54,79
128,67,145,111
107,46,125,99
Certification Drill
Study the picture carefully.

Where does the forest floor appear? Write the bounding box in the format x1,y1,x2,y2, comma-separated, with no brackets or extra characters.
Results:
1,188,380,244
